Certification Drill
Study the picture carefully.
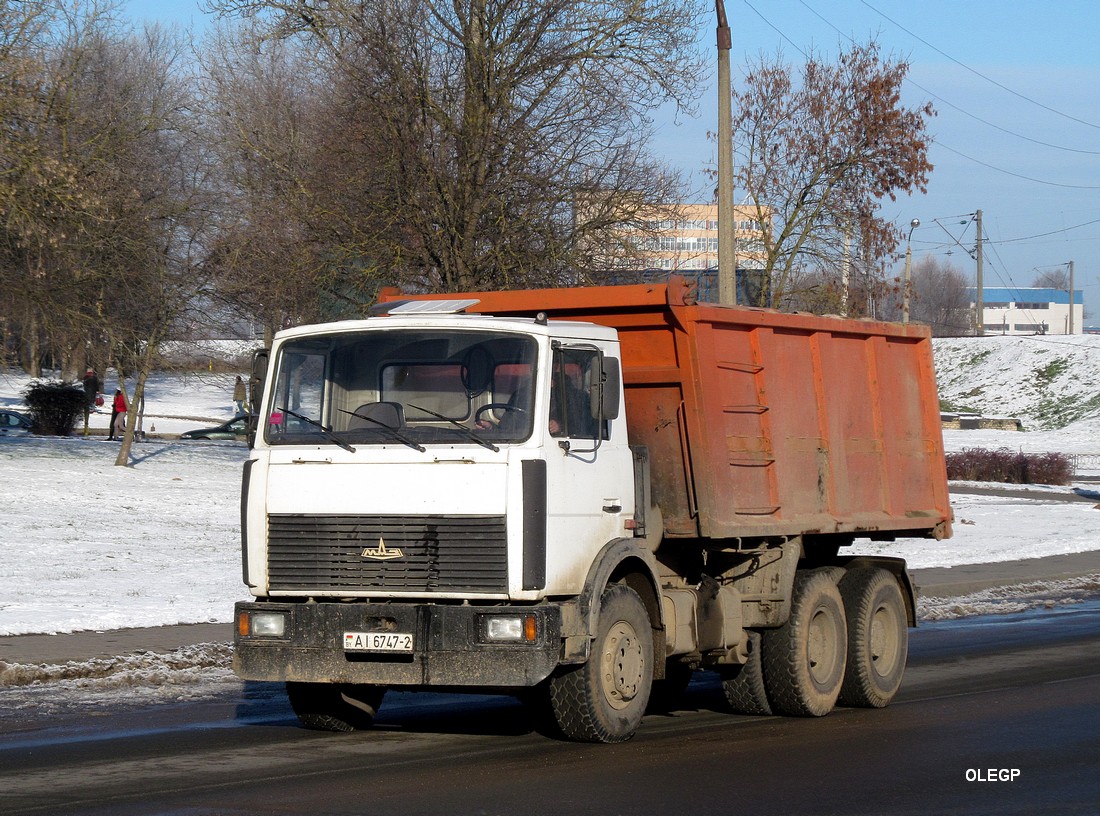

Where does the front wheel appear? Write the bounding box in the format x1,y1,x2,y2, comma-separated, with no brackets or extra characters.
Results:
286,682,386,732
549,584,654,743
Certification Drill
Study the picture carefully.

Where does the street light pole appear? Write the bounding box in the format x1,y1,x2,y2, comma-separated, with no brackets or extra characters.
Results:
902,218,919,323
716,1,736,305
974,209,984,336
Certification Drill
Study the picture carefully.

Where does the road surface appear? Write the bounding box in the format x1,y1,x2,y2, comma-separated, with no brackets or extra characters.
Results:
1,600,1098,816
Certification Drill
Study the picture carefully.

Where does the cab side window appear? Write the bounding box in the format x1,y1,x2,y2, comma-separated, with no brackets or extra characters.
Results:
549,349,605,439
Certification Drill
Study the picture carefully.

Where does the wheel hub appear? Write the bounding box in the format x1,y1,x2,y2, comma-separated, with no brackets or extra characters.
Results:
602,620,645,710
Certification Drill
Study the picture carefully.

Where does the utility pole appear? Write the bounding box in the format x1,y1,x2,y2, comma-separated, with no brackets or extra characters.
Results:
716,1,736,305
1069,260,1075,334
974,209,984,336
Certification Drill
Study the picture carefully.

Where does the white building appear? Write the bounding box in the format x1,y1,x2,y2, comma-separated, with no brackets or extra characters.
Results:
970,287,1084,335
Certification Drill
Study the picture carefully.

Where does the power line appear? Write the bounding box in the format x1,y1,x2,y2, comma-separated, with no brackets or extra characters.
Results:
742,0,809,58
987,217,1100,245
859,0,1100,131
795,0,1100,155
905,78,1100,156
936,143,1100,190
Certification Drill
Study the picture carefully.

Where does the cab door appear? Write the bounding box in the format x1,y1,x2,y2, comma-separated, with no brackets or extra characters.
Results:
539,344,633,594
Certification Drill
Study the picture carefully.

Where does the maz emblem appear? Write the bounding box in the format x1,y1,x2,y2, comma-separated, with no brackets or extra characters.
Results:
360,537,404,561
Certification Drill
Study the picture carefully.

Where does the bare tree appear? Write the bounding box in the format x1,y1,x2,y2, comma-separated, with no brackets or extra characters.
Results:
1032,267,1070,289
77,26,217,465
0,2,216,462
882,255,971,336
732,41,935,309
0,0,102,375
198,25,341,341
204,0,707,294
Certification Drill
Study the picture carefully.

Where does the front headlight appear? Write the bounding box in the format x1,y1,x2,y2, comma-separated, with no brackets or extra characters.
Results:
481,614,538,643
238,610,286,638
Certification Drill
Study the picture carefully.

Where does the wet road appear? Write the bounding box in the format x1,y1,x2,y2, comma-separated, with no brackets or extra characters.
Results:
2,602,1099,816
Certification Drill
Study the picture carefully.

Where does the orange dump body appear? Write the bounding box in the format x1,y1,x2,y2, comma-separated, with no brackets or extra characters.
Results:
379,277,952,542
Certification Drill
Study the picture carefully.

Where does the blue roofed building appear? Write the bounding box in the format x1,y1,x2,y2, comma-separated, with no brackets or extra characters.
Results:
969,287,1084,335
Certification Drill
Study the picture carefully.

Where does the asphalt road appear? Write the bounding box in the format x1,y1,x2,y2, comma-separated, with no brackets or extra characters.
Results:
1,600,1098,816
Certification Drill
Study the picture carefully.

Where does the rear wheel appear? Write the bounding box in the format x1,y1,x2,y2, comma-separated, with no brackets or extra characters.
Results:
838,567,908,708
286,682,386,732
549,583,653,743
762,568,847,717
720,630,771,715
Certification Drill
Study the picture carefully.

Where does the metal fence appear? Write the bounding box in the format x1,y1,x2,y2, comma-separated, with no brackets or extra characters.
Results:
1070,453,1100,479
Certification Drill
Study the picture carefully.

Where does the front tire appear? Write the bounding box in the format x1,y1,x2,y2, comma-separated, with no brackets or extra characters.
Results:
762,568,847,717
286,682,386,732
549,583,654,743
838,568,908,708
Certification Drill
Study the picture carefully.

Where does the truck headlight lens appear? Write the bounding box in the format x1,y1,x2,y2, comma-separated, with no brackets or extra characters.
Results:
483,614,538,643
250,611,286,638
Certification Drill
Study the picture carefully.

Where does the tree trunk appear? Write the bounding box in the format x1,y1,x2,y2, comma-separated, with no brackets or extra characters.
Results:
115,340,156,466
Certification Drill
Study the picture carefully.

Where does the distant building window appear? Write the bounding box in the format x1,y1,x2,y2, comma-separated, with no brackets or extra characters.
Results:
983,302,1010,309
1014,324,1047,333
1015,302,1049,310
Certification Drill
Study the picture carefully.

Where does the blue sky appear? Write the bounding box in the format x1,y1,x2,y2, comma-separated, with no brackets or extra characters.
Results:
124,0,1100,315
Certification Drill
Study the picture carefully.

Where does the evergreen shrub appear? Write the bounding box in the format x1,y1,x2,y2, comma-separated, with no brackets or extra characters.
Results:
22,381,86,436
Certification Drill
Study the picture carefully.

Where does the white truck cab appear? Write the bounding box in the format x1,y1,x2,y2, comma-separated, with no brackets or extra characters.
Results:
234,302,655,740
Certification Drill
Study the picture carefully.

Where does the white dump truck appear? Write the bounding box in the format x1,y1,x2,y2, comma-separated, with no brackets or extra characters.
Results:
233,277,951,742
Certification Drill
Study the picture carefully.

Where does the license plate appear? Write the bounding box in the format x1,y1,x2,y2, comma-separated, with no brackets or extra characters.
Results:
343,631,414,653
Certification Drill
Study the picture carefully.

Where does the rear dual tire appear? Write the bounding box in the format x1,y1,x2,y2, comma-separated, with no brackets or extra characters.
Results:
837,567,908,708
761,568,848,717
747,566,907,717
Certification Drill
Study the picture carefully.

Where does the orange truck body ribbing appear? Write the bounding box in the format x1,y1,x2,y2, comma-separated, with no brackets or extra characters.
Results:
379,275,952,544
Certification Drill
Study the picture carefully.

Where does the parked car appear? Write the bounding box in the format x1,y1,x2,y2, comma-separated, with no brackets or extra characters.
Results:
179,415,249,440
0,409,33,435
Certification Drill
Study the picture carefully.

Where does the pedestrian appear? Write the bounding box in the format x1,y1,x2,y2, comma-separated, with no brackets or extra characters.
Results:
109,388,127,440
82,368,101,412
233,375,247,415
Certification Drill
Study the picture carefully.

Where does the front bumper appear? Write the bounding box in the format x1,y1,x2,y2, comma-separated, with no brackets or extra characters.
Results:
233,600,566,688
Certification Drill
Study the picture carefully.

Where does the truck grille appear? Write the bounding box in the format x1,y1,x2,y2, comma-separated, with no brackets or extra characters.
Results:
266,514,508,593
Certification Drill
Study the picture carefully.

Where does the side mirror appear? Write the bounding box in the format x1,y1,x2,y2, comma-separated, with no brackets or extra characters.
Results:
247,348,269,447
250,349,268,410
589,354,621,421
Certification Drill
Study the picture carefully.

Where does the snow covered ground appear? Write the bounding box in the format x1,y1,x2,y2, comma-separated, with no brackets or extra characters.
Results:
0,342,1099,717
2,339,1100,640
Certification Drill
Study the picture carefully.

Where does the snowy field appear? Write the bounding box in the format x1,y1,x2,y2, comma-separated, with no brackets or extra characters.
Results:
2,344,1100,639
1,348,1099,718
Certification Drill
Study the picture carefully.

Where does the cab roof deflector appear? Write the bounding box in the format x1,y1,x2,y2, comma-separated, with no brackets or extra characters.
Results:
369,298,481,316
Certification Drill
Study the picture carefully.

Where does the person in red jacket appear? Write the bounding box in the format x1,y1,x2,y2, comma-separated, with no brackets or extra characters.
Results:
109,389,127,440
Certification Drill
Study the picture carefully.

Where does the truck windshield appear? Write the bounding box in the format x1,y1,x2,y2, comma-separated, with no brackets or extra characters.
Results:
263,329,538,448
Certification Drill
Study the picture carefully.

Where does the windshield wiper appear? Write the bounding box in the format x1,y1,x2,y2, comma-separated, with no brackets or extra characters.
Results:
407,403,500,452
279,406,355,453
339,408,426,452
